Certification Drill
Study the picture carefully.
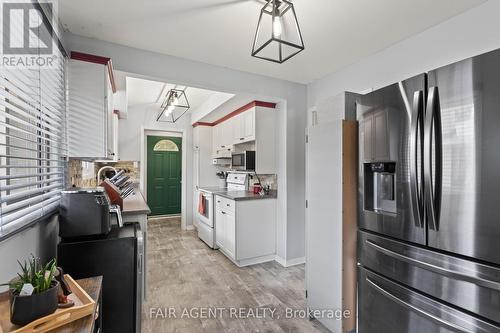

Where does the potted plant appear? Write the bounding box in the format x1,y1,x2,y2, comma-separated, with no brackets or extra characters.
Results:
2,256,59,326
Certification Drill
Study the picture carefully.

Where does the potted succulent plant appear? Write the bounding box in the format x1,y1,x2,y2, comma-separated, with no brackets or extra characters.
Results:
2,256,59,326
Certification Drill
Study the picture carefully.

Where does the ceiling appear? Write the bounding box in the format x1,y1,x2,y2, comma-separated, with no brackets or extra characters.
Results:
126,76,232,112
60,0,485,83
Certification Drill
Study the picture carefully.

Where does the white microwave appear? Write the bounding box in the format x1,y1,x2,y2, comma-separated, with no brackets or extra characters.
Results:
231,151,255,170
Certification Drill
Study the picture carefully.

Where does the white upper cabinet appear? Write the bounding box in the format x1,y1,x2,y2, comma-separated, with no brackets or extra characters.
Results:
212,117,234,157
105,68,118,161
242,108,255,141
232,113,244,144
211,103,276,173
233,108,255,144
68,59,118,160
222,117,234,148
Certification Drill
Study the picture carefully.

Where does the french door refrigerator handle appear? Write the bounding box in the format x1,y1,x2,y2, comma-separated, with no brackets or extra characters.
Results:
366,239,500,291
410,90,424,228
366,276,474,333
424,87,442,231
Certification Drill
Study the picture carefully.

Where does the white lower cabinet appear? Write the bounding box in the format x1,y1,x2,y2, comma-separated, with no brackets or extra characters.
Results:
215,207,225,249
225,210,236,258
215,195,276,266
215,206,235,258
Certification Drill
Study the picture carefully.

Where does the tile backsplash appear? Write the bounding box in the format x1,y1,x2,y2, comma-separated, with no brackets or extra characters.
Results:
68,159,140,188
251,174,277,190
68,159,277,192
96,161,140,183
68,159,96,188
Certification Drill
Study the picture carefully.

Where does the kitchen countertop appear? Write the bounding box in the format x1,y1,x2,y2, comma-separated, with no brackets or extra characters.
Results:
198,186,227,193
122,190,151,215
215,190,277,201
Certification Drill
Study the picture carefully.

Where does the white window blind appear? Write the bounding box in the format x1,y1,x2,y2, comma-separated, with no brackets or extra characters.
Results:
0,13,67,237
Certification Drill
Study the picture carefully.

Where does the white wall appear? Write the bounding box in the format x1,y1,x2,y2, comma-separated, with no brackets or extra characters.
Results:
308,1,500,109
0,216,58,290
190,93,235,123
65,33,308,262
119,104,192,161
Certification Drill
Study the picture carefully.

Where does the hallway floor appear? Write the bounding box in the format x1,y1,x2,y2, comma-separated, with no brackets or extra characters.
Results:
142,218,329,333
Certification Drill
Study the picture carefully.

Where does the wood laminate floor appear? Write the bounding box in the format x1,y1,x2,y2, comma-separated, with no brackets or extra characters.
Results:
142,217,330,333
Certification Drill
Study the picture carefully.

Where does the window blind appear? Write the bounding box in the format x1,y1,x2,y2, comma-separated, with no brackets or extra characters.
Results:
0,13,67,237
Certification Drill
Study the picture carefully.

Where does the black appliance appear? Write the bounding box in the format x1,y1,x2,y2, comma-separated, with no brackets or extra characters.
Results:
59,188,111,238
59,187,123,239
231,150,255,170
58,224,144,333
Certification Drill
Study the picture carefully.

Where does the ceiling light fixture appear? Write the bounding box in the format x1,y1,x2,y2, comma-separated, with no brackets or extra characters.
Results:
157,88,190,123
252,0,304,64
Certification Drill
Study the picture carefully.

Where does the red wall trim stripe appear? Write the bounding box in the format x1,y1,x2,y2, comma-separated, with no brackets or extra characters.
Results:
70,51,117,94
70,51,110,65
192,122,213,127
192,101,276,127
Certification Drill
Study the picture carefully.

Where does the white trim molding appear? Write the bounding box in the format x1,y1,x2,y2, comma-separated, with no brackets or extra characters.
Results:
141,127,188,230
275,256,306,267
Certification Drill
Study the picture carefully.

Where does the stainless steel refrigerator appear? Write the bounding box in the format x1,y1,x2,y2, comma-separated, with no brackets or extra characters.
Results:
357,48,500,332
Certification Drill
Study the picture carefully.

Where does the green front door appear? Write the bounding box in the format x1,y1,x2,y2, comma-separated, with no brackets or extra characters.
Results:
147,136,182,216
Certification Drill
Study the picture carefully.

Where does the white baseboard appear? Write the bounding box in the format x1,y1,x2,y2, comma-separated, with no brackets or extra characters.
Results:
148,215,181,221
185,225,195,231
275,256,306,267
275,256,287,267
237,254,276,267
218,250,276,267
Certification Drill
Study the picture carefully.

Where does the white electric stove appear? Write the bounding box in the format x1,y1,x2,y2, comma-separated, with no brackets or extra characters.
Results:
196,172,249,248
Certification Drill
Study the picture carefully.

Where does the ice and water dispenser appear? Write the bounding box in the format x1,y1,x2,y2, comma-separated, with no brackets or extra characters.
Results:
364,162,397,214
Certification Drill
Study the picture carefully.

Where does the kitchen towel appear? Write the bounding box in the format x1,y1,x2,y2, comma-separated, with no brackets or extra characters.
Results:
198,193,206,215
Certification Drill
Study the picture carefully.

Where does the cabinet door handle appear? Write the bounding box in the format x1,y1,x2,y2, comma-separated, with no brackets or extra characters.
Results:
240,138,244,140
217,200,221,203
221,145,226,148
226,203,230,207
221,211,226,215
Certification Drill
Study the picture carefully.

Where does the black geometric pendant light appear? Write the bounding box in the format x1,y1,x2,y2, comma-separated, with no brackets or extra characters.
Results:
252,0,305,63
157,88,190,123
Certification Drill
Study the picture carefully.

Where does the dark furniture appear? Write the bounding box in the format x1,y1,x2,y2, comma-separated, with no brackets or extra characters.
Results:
58,224,142,333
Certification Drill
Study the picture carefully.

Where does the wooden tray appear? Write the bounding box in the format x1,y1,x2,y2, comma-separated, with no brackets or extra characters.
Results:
0,275,95,333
